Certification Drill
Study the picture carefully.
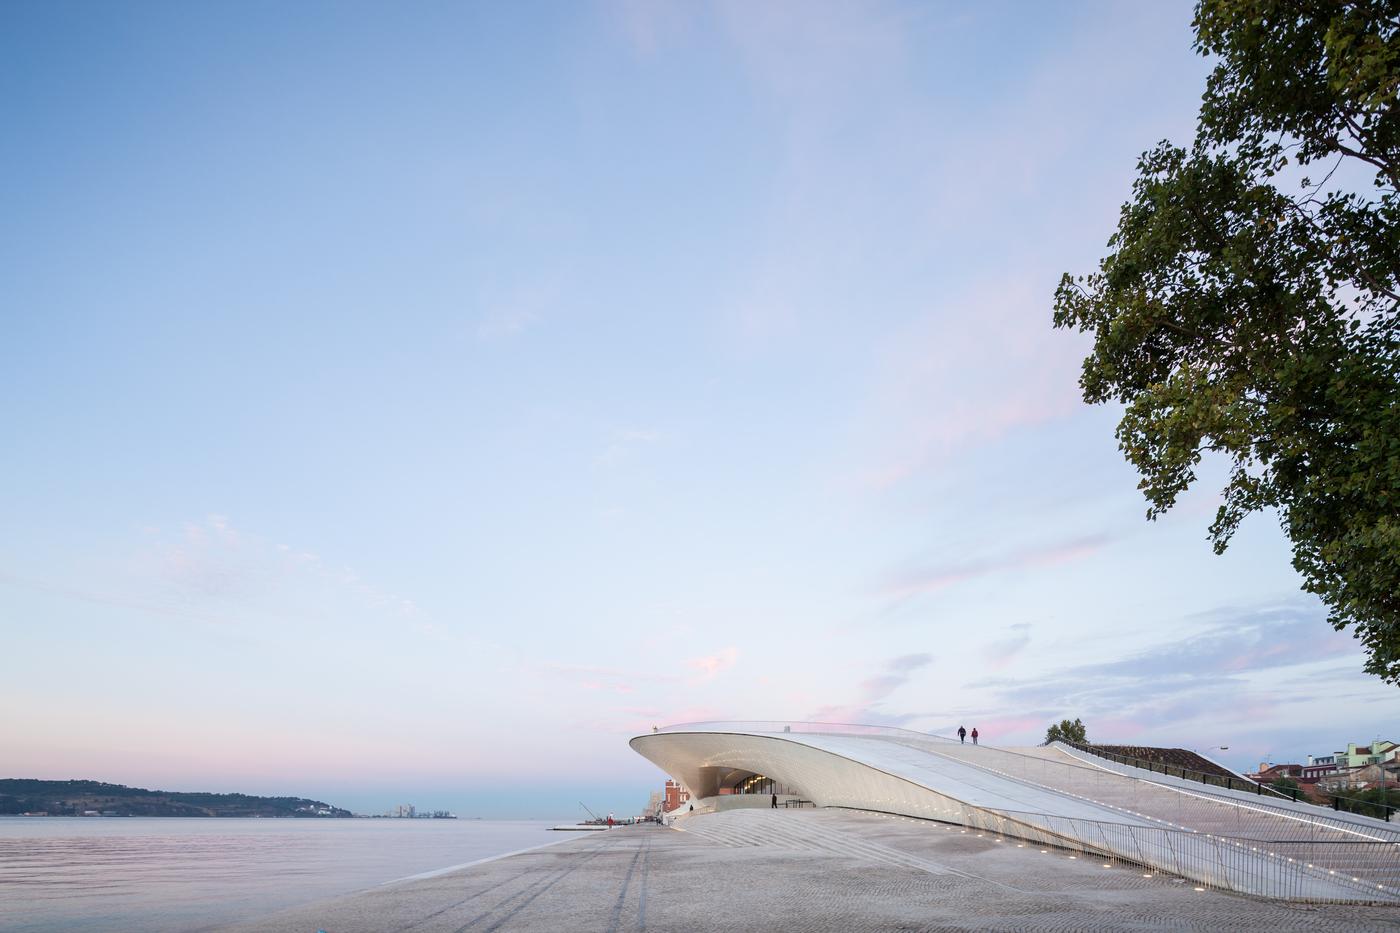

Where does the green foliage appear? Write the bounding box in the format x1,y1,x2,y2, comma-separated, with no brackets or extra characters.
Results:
1270,776,1303,798
1331,785,1398,819
1054,0,1400,682
0,779,349,817
1044,717,1088,745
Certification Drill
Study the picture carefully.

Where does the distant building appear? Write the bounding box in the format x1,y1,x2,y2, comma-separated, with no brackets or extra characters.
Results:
1302,754,1337,781
1247,763,1303,783
1304,740,1399,781
1314,761,1400,793
662,779,690,813
1345,741,1399,767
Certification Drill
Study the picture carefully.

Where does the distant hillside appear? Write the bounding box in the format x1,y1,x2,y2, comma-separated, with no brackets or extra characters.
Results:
0,779,352,817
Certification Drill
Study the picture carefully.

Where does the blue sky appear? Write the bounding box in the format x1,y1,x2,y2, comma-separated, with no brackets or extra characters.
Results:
4,0,1398,819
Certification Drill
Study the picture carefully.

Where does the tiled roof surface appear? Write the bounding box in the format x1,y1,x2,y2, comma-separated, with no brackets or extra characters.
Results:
1088,745,1237,780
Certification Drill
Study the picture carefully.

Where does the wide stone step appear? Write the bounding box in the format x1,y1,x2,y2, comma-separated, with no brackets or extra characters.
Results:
678,810,952,875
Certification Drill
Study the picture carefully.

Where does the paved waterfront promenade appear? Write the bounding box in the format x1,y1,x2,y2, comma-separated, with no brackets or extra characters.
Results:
217,810,1400,932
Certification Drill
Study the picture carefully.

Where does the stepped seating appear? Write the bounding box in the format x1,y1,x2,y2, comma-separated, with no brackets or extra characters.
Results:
677,807,954,876
894,738,1400,894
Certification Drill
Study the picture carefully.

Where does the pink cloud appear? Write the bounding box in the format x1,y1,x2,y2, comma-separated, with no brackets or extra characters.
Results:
601,705,732,736
806,653,934,724
685,647,738,681
982,627,1032,671
964,715,1046,744
853,277,1089,491
578,681,634,694
877,533,1111,603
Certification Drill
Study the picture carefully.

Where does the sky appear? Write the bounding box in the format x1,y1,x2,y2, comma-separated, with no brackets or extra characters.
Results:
4,0,1398,820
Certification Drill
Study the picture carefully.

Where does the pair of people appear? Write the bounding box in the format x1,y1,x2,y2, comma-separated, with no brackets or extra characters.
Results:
956,725,979,745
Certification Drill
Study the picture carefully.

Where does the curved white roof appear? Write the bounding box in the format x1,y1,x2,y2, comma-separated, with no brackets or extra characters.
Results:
632,721,1400,903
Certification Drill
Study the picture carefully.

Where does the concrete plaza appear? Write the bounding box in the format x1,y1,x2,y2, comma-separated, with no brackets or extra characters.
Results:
216,809,1400,932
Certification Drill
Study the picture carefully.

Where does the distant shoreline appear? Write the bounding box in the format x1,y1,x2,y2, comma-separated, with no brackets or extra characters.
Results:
0,778,353,819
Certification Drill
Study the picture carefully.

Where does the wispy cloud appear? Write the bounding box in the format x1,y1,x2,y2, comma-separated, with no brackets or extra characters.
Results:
685,646,738,682
148,515,422,627
982,623,1032,671
595,427,664,468
475,306,539,341
808,652,933,724
0,569,232,629
971,602,1367,744
876,534,1111,605
541,661,681,697
855,281,1088,491
610,0,700,57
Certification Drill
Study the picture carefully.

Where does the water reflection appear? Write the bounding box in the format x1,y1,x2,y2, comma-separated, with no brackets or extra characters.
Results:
0,817,557,931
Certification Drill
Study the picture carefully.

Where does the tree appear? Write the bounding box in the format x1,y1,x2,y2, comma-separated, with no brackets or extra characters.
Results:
1044,718,1088,746
1053,0,1400,682
1330,785,1397,819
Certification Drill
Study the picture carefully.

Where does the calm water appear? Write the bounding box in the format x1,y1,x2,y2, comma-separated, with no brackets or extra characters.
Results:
0,817,562,932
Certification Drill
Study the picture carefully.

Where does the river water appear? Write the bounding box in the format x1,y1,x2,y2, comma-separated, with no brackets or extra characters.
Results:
0,816,562,931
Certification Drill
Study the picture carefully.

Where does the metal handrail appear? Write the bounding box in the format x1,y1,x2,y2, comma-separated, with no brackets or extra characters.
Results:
650,720,959,741
1324,787,1400,821
971,803,1400,903
1061,740,1273,795
1066,741,1400,822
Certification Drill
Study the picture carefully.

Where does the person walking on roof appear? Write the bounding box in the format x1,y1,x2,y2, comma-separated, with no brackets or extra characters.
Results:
957,726,966,744
971,727,979,745
771,792,778,809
